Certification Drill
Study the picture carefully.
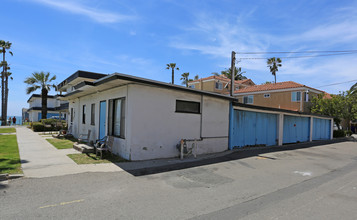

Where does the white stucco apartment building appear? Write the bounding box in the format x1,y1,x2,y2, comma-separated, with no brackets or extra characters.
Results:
58,71,235,161
25,94,69,122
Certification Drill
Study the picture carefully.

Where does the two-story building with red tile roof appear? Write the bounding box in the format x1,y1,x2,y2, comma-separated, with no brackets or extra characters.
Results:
233,81,329,112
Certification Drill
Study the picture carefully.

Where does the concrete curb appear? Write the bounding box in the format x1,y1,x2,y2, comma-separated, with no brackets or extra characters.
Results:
0,173,24,182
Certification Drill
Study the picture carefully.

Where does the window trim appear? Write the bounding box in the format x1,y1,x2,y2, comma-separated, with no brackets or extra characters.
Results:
82,105,86,124
90,103,95,125
175,100,201,114
108,97,126,139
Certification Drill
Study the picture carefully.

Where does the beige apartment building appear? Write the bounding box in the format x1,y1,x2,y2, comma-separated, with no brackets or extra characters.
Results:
187,75,255,95
233,81,329,112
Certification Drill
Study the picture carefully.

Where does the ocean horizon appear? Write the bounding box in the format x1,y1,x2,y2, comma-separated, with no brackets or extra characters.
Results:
4,115,22,125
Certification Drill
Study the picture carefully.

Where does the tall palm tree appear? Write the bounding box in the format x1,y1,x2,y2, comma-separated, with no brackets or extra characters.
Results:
166,63,179,84
267,57,282,84
0,40,13,125
24,72,57,120
180,72,190,87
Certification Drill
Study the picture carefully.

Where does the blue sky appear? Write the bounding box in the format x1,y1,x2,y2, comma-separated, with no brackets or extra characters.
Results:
2,0,357,115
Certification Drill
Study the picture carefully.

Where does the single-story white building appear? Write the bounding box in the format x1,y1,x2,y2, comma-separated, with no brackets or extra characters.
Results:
58,71,235,161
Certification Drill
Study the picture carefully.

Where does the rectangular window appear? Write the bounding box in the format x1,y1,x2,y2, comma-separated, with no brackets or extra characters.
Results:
264,93,270,98
90,103,95,125
215,82,223,90
243,95,254,104
108,98,125,138
176,100,200,114
292,91,301,102
82,105,86,124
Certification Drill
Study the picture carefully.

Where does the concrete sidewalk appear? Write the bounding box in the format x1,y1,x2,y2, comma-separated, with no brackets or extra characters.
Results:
16,127,122,178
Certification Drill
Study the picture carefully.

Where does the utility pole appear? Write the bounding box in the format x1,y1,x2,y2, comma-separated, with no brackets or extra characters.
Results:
230,51,236,96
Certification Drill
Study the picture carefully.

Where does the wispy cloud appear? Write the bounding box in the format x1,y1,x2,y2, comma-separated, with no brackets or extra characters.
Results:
31,0,135,23
170,8,357,93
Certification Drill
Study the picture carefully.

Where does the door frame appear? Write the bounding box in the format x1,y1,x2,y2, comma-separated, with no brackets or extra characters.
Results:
98,100,107,139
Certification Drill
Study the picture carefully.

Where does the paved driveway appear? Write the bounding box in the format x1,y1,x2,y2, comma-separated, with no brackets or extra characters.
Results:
2,136,357,219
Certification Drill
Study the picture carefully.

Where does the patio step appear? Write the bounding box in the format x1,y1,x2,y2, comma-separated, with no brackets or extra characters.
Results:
73,143,94,153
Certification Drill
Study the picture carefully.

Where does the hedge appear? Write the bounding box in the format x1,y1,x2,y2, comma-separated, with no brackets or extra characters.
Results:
31,119,67,132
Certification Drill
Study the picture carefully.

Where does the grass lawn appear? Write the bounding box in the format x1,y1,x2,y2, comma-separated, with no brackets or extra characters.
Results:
67,153,128,164
0,135,22,174
0,127,16,133
46,137,75,149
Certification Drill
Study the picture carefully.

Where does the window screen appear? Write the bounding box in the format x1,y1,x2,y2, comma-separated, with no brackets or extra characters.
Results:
176,100,200,114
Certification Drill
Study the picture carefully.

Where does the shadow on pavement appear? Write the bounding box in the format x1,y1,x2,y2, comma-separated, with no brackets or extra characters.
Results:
115,137,354,177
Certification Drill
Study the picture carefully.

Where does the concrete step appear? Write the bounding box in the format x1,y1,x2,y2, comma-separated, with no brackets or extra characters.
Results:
73,143,94,153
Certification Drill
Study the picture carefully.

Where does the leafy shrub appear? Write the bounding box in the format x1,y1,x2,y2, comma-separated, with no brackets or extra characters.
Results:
333,130,345,138
32,122,45,132
345,130,353,136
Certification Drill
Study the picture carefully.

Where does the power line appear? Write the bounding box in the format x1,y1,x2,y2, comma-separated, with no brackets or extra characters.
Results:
236,50,357,54
238,52,357,60
316,79,357,88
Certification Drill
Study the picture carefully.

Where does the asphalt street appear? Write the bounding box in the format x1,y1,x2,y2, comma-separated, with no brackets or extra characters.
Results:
1,139,357,220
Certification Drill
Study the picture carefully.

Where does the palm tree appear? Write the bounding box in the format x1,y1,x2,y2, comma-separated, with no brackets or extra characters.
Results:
0,40,13,125
221,67,247,80
267,57,282,84
24,72,57,120
166,63,179,84
180,72,190,87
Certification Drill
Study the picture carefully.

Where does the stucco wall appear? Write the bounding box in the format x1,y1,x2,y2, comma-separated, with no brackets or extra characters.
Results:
67,83,230,161
127,84,229,160
236,90,318,112
67,85,131,159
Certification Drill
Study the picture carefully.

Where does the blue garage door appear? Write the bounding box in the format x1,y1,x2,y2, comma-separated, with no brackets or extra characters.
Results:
313,118,331,140
232,110,278,148
283,115,310,144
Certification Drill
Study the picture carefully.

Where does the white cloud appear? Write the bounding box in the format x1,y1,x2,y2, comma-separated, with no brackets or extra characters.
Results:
170,9,357,94
31,0,135,23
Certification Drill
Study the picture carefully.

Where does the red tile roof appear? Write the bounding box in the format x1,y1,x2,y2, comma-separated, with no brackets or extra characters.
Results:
233,81,324,94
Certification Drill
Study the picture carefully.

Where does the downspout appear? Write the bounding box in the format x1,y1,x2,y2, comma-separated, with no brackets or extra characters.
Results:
228,101,234,150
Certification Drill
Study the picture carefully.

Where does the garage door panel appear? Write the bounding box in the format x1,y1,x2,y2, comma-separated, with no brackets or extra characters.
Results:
232,110,277,148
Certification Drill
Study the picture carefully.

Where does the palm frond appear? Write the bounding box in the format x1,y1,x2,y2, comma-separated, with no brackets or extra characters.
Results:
26,86,40,94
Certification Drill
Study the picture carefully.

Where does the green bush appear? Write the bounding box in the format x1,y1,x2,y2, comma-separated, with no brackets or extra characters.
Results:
32,122,45,132
345,130,353,136
333,130,345,138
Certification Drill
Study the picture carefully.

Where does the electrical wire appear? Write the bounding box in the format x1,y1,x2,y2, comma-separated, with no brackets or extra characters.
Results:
315,79,357,88
236,50,357,54
238,52,357,60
